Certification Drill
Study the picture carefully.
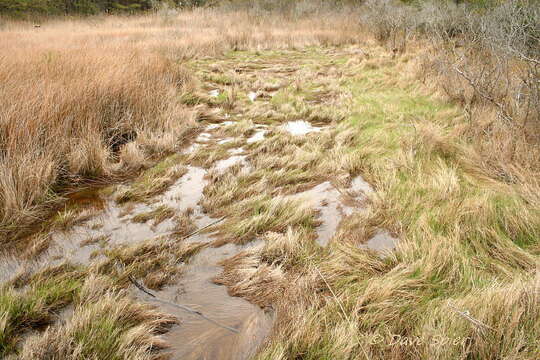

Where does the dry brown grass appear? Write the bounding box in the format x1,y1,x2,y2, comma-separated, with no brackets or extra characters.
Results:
0,28,193,243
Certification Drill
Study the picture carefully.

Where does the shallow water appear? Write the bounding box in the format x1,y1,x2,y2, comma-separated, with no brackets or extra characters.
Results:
215,155,248,173
160,166,206,211
156,241,272,360
297,182,343,246
246,130,267,144
229,147,245,155
296,177,398,250
49,200,171,265
218,138,234,144
20,165,210,269
196,132,212,143
281,120,323,136
350,175,373,196
3,113,398,359
362,230,398,252
206,124,222,130
247,91,258,102
139,165,270,359
38,163,270,360
183,143,201,154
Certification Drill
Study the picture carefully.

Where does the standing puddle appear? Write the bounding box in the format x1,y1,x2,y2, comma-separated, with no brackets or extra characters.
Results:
160,165,214,229
183,143,201,154
296,177,397,250
248,91,258,102
160,166,206,211
229,147,244,155
350,175,373,196
206,124,222,130
218,138,234,145
215,155,248,173
247,129,267,144
281,120,323,136
41,166,210,266
196,132,212,143
296,182,345,246
41,164,272,359
48,200,166,266
361,230,398,252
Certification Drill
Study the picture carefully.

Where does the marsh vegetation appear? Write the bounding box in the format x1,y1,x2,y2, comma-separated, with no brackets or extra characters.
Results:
0,1,538,359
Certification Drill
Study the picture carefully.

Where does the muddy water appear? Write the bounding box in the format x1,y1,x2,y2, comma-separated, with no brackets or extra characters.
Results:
146,125,272,358
296,176,398,251
218,138,234,144
184,143,201,155
350,175,373,196
45,155,271,359
48,200,170,266
160,166,206,211
0,191,176,289
43,168,270,360
2,116,397,359
196,132,213,143
229,147,245,155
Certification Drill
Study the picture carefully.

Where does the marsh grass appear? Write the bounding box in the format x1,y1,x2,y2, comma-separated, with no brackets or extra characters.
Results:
170,210,197,238
0,264,83,356
0,44,194,243
114,157,187,204
97,236,206,290
1,239,199,357
18,275,177,360
251,46,540,360
176,41,540,359
131,205,176,226
221,195,319,244
1,3,538,360
80,234,111,249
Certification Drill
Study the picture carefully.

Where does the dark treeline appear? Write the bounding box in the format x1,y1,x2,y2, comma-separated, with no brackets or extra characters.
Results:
0,0,500,17
0,0,205,16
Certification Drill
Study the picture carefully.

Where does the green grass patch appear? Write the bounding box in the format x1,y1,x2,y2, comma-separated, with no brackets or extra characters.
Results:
115,154,186,203
0,264,82,356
